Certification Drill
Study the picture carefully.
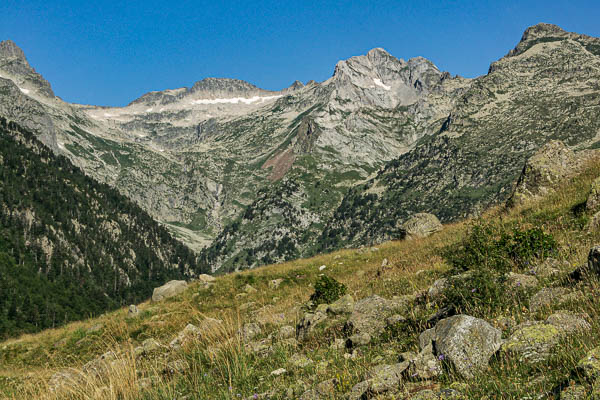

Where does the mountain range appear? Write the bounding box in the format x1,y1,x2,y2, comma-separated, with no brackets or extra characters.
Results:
1,23,600,274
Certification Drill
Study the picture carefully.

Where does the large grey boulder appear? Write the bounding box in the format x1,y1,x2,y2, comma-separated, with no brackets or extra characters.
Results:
402,213,442,239
152,280,187,302
422,315,503,379
508,140,590,206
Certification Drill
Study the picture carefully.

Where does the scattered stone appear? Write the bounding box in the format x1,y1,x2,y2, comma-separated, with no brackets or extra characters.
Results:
278,325,295,339
368,362,409,394
402,213,442,239
546,312,591,334
268,278,284,289
244,284,257,294
86,323,103,334
346,332,371,348
48,370,80,392
345,295,399,337
381,258,389,267
297,310,328,341
239,322,262,342
197,274,216,283
531,258,569,278
319,265,327,271
289,353,313,368
529,287,571,312
386,314,406,326
426,315,503,379
327,294,355,315
82,351,118,378
409,344,442,380
170,319,222,349
330,338,346,350
141,338,161,353
245,338,273,357
506,272,538,290
152,280,187,302
502,322,561,363
270,368,287,376
128,304,139,317
427,278,449,300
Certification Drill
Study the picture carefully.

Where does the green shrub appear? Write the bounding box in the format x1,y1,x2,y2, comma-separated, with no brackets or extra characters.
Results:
309,275,347,307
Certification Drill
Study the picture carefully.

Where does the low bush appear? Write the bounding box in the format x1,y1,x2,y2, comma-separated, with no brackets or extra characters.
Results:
309,275,347,307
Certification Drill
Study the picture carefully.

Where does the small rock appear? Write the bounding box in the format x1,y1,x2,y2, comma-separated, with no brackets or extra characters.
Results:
327,294,355,315
197,274,216,283
578,347,600,379
529,287,571,312
409,344,442,380
289,353,313,368
152,280,187,302
319,265,327,271
239,322,262,342
239,302,256,311
268,279,284,289
546,312,591,334
506,272,538,290
367,362,409,394
86,323,103,334
381,258,389,267
428,278,449,300
244,284,257,294
297,310,327,341
345,295,399,337
346,332,371,348
128,305,139,317
278,325,295,339
270,368,287,376
386,314,406,326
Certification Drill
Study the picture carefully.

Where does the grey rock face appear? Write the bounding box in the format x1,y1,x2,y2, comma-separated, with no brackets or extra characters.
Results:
151,280,188,302
424,315,503,379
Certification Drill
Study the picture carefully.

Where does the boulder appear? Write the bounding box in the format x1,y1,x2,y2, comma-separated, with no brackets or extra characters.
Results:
587,177,600,212
529,287,572,312
239,322,262,342
327,294,355,315
427,278,449,300
349,362,409,398
345,295,399,336
545,312,591,334
424,315,503,379
402,213,442,239
296,310,328,341
152,280,187,302
502,322,561,363
278,325,295,339
197,274,216,283
508,140,589,206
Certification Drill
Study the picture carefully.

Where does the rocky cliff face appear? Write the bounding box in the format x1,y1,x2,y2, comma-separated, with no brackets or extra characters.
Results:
1,23,599,271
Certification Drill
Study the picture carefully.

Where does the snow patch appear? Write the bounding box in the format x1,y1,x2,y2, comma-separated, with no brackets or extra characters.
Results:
57,142,65,149
145,107,153,112
19,87,30,95
191,95,282,105
373,78,391,91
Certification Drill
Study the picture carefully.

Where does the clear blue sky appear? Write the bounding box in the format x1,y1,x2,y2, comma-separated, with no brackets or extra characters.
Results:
1,0,599,106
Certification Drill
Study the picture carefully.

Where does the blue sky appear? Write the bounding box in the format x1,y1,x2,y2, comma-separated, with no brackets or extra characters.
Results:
1,0,599,106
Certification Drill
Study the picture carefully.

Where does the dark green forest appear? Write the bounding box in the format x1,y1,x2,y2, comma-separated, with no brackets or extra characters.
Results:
0,117,206,339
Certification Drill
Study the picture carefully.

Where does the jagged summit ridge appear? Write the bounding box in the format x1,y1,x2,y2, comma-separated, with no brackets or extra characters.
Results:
0,40,27,61
0,39,54,98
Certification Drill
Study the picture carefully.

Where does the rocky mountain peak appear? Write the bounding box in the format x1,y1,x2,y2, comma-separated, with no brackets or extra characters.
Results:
0,40,27,62
189,77,269,97
506,23,587,57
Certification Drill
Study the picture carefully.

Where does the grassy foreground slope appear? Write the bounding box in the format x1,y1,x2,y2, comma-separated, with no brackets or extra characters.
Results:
2,158,600,398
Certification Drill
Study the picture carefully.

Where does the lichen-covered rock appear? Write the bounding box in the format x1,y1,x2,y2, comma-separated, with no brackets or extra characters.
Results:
346,332,371,348
409,344,442,380
560,385,587,400
289,353,313,368
427,315,503,379
402,213,442,239
578,347,600,379
427,278,449,300
278,325,295,339
296,310,328,341
327,294,355,315
152,280,187,302
502,322,561,363
239,322,262,342
530,258,569,278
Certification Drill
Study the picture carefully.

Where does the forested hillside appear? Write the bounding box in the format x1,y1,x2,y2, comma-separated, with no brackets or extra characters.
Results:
0,117,205,339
